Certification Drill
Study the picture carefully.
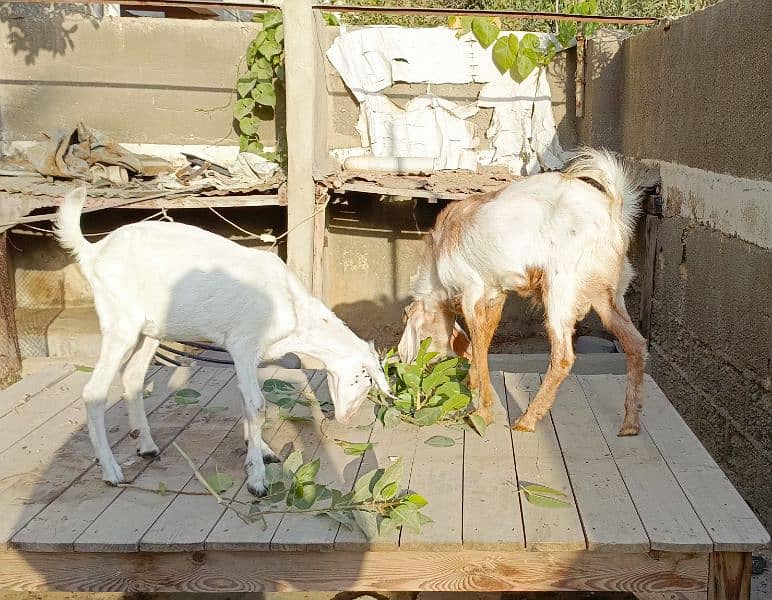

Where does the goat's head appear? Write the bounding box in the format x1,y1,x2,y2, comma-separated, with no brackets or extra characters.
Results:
325,341,390,423
397,298,471,363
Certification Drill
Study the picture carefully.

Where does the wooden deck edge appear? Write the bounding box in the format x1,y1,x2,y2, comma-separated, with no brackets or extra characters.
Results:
0,549,708,592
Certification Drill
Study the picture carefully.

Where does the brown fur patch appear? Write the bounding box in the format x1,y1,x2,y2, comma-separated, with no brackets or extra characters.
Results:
515,266,547,299
428,188,503,259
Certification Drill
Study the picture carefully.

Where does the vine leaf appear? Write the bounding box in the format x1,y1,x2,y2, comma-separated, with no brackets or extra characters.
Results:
471,17,500,49
252,82,277,107
425,435,456,447
492,34,518,73
205,468,234,494
467,413,488,437
234,97,255,119
174,388,201,405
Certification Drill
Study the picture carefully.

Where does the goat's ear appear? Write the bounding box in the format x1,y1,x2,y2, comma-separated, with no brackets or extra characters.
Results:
397,307,421,363
451,321,472,360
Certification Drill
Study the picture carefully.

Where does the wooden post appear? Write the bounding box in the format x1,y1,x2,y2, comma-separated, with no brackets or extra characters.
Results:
311,186,328,300
283,0,317,289
708,552,752,600
0,232,22,386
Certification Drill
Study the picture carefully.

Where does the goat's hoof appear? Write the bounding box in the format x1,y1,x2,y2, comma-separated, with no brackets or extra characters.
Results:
247,481,268,497
618,423,640,436
99,458,125,486
512,418,535,432
137,439,160,457
262,450,281,464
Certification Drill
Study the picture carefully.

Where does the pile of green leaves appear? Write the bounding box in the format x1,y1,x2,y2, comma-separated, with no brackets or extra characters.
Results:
235,10,284,162
250,451,431,536
371,339,487,436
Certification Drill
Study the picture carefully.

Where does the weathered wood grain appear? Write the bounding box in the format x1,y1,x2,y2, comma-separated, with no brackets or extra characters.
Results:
641,377,770,552
205,370,326,551
462,371,525,551
0,362,75,419
708,552,751,600
10,366,197,552
578,375,713,553
72,367,234,552
548,374,649,552
399,422,464,551
0,550,709,592
505,372,586,551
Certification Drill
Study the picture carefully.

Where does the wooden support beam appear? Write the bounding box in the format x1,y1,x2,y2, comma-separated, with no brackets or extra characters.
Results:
639,214,660,341
0,233,21,387
708,552,752,600
284,0,319,289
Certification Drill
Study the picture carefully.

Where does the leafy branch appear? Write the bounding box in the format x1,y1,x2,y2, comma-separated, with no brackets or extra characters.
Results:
370,338,488,437
235,10,285,162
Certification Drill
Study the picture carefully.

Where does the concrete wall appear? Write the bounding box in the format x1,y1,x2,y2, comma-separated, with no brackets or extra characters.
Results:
579,0,772,529
0,9,275,145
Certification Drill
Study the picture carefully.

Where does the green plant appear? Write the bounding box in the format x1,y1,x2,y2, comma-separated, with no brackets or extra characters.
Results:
250,450,431,536
557,0,601,47
235,10,285,162
370,339,487,435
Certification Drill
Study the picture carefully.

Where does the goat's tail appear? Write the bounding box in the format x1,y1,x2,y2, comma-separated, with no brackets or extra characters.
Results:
54,186,94,264
564,147,642,235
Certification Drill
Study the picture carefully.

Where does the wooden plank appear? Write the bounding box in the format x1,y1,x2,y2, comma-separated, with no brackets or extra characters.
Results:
0,550,709,593
548,374,649,552
9,367,214,552
487,353,627,375
462,370,525,550
141,366,328,552
399,422,464,551
641,376,769,552
708,552,751,600
71,367,234,552
205,370,327,551
578,375,713,553
339,182,465,201
334,417,420,551
0,370,92,455
504,372,586,551
0,362,75,419
269,374,375,551
0,367,160,548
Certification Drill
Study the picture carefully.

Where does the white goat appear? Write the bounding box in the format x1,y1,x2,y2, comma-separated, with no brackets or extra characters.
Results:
55,187,389,495
398,148,648,436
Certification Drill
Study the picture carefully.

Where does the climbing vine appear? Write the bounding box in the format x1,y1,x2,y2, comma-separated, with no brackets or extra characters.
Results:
235,10,285,163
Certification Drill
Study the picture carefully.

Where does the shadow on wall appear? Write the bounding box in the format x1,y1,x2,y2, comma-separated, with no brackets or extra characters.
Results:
0,3,100,65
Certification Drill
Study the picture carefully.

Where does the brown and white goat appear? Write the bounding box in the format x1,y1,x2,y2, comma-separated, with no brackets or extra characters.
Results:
398,148,648,436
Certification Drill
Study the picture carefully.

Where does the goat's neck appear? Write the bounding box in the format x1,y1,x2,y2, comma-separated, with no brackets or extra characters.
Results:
265,296,365,365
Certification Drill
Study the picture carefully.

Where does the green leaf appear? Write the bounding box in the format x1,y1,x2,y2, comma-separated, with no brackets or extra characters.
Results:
278,409,312,423
393,394,413,412
425,435,455,447
283,449,303,476
324,510,356,530
378,516,398,536
492,34,518,73
157,481,167,496
237,75,258,98
523,489,572,509
74,364,94,372
373,457,403,499
471,17,499,49
258,39,282,60
390,503,422,533
274,23,284,44
523,484,568,498
292,481,319,509
414,406,442,426
263,378,295,392
431,357,459,375
174,388,201,404
380,481,399,500
234,97,255,119
441,394,470,415
352,467,383,502
448,15,473,36
252,82,277,107
421,370,449,394
294,458,320,483
352,509,379,538
467,413,488,437
511,51,537,83
396,364,421,391
322,12,340,26
143,388,152,399
262,10,282,30
264,463,283,485
404,493,428,508
205,470,234,493
239,116,259,136
519,33,541,51
202,405,228,413
383,407,402,429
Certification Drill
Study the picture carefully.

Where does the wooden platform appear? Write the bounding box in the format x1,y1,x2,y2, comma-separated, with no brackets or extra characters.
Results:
0,361,767,595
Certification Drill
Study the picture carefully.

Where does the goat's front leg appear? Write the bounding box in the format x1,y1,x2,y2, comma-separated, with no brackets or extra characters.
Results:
514,289,576,432
232,349,276,496
84,332,138,484
462,293,505,425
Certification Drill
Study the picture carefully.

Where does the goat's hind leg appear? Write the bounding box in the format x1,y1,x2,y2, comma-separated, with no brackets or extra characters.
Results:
593,292,647,436
84,329,141,484
121,335,160,457
231,347,274,496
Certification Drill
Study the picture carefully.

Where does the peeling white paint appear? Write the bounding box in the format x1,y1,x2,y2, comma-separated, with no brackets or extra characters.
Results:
649,160,772,250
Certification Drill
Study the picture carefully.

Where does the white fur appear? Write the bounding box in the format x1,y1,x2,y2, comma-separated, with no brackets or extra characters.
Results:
55,187,389,495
